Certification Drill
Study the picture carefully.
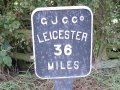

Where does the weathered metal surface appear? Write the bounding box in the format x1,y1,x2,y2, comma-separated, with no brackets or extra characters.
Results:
54,79,73,90
31,6,93,79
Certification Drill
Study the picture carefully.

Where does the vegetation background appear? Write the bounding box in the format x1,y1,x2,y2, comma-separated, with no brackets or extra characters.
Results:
0,0,120,90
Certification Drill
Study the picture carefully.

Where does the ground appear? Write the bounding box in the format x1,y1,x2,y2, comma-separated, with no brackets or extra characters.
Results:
0,67,120,90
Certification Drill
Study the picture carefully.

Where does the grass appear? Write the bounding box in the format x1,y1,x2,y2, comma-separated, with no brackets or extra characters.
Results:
0,67,120,90
0,81,19,90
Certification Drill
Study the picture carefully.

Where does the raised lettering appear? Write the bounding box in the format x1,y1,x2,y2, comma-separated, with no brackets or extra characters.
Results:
72,16,77,23
65,30,70,39
81,32,87,42
48,62,54,70
67,61,72,69
71,30,76,39
52,31,58,40
41,18,47,25
59,30,64,39
60,61,66,70
62,17,68,24
76,31,82,40
74,61,79,69
80,16,84,21
37,34,44,43
43,32,50,41
51,16,58,24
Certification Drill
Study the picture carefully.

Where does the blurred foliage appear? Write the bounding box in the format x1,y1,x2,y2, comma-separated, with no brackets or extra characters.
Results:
92,0,120,60
0,81,19,90
0,0,120,68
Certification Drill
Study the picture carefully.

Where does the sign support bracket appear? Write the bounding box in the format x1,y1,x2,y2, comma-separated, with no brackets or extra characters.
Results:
54,79,73,90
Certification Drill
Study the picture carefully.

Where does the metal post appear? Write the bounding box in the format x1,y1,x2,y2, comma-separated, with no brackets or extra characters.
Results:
54,79,73,90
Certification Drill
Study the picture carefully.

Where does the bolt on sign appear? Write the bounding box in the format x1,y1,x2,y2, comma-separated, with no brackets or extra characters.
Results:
31,6,93,79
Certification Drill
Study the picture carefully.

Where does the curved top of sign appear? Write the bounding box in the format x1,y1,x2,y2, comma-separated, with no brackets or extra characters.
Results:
31,6,93,79
31,6,93,19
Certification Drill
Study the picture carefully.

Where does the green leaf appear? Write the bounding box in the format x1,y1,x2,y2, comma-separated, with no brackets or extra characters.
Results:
0,51,7,57
0,56,3,64
1,41,12,51
20,1,29,8
4,24,9,30
79,0,92,4
11,21,20,30
3,56,12,67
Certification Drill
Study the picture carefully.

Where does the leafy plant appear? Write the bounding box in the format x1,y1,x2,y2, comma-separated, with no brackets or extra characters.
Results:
0,12,20,68
0,41,12,67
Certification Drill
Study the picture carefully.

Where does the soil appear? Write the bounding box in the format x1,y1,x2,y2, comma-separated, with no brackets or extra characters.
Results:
0,74,108,90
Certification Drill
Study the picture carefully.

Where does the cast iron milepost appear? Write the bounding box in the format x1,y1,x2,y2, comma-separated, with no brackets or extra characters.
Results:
31,6,93,90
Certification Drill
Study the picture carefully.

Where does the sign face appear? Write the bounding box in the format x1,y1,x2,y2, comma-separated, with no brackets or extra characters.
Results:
31,6,93,79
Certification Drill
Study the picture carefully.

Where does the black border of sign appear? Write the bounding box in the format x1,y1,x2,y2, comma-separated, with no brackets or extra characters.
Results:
31,6,93,79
